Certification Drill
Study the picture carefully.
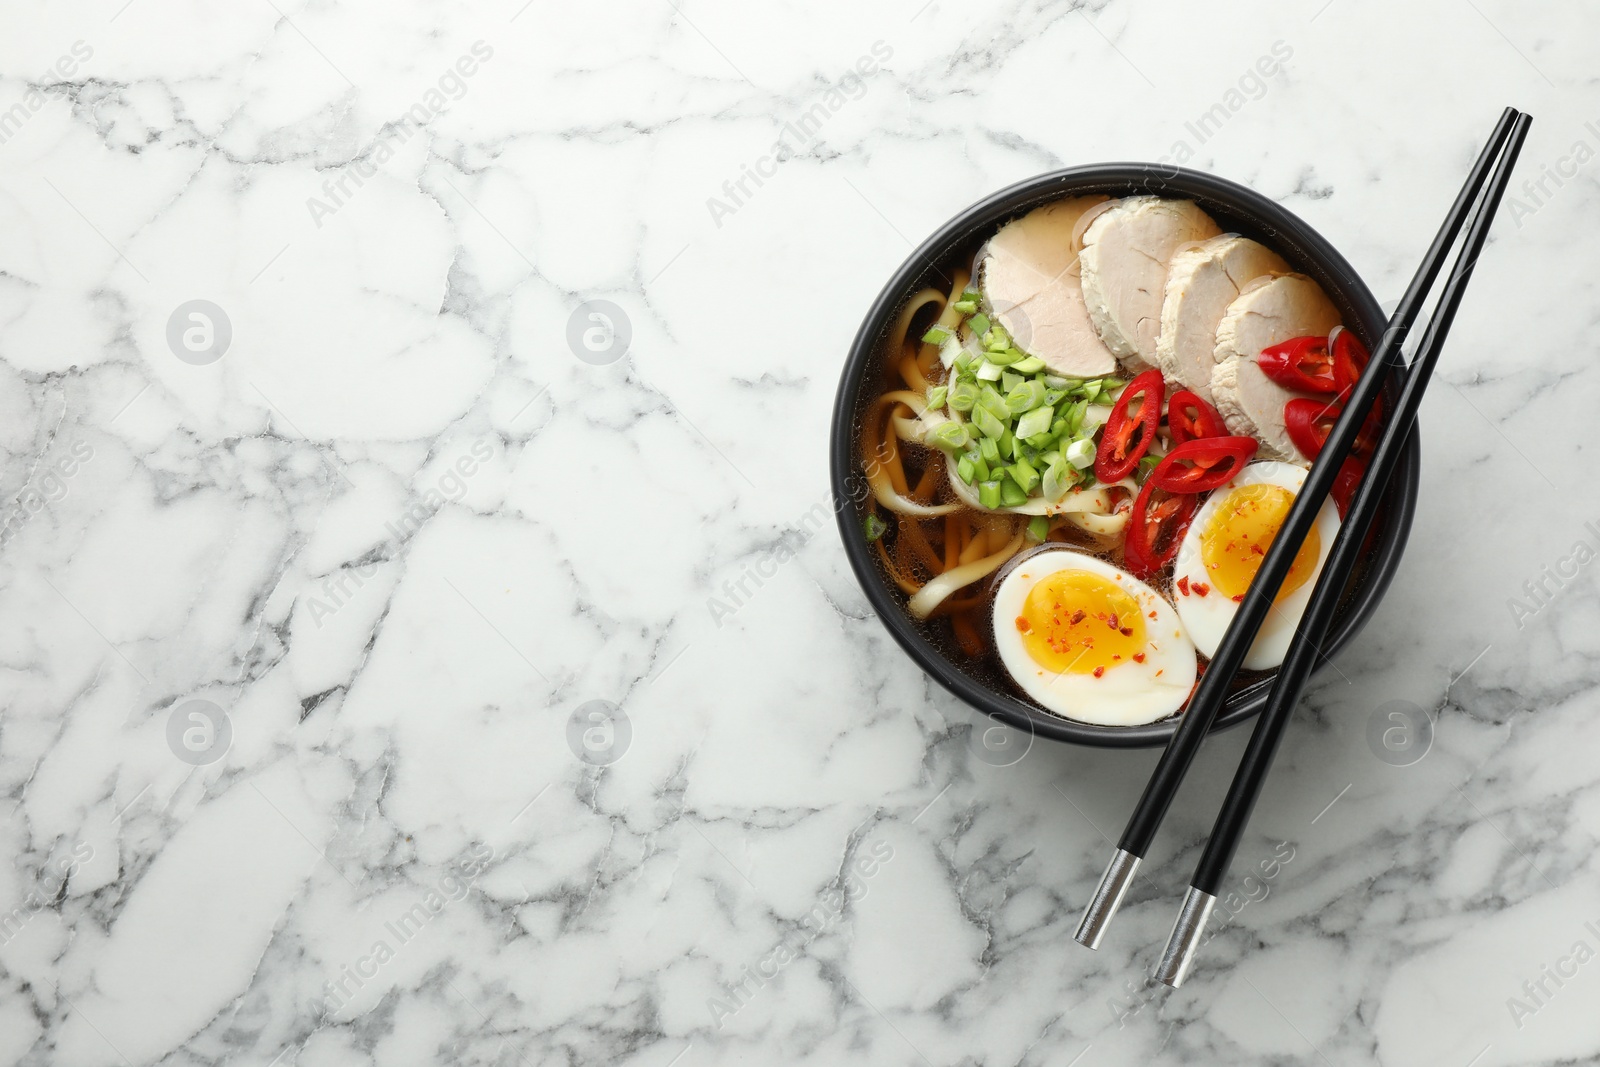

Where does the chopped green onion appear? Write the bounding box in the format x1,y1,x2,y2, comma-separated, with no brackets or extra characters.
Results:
1011,456,1040,495
978,480,1003,509
985,345,1024,367
968,312,991,337
982,327,1010,350
1000,477,1027,508
926,385,948,411
971,454,990,482
921,325,952,346
1065,437,1096,470
953,351,973,375
927,420,969,451
948,380,979,412
999,429,1017,459
1089,379,1124,403
1027,515,1050,541
1006,380,1049,414
938,337,963,369
1010,355,1046,374
979,436,1000,465
1011,406,1049,435
1065,399,1088,435
864,514,887,542
1043,374,1078,390
972,405,1006,439
1015,404,1054,439
960,288,983,303
951,298,979,315
956,454,976,484
975,359,1004,382
1042,458,1074,502
1001,370,1023,396
977,385,1008,420
1136,454,1162,482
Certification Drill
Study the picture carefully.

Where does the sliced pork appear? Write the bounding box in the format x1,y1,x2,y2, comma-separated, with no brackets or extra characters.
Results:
1210,273,1344,463
1080,197,1221,374
1209,358,1314,463
1155,235,1288,404
980,197,1119,378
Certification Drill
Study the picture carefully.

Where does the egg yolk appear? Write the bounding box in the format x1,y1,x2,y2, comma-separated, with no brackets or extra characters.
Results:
1200,483,1321,601
1015,570,1146,675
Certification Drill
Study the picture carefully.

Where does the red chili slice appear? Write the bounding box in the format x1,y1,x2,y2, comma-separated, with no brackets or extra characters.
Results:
1166,389,1226,446
1330,454,1367,519
1123,476,1198,580
1258,335,1339,393
1284,397,1336,460
1095,368,1165,483
1330,327,1370,399
1284,396,1383,461
1149,436,1259,493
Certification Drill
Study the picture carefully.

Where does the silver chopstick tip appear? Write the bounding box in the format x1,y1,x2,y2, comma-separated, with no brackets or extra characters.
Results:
1154,886,1217,987
1073,848,1141,950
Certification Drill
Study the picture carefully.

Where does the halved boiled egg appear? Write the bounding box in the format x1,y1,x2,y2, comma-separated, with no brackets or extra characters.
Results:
1171,461,1340,670
992,549,1196,726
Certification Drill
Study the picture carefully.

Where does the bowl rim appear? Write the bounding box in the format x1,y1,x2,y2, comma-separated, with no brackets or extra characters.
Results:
828,162,1419,749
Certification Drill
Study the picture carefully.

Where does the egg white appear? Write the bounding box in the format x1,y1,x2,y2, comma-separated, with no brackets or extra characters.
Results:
1171,461,1341,670
991,549,1196,726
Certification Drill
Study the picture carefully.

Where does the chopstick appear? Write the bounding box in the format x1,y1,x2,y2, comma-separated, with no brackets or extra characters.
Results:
1072,106,1525,951
1151,109,1533,986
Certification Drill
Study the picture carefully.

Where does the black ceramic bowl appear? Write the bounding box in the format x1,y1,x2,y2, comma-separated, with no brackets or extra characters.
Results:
830,163,1418,748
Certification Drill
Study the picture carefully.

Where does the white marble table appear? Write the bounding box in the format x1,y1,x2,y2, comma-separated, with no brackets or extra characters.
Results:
1,1,1596,1064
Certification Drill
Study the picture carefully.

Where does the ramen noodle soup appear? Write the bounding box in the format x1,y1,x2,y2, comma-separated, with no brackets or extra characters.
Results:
855,195,1378,727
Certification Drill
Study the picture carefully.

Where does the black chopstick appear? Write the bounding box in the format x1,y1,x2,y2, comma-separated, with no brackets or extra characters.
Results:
1072,106,1524,951
1152,110,1532,987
